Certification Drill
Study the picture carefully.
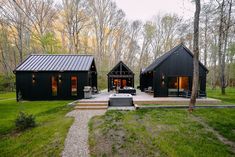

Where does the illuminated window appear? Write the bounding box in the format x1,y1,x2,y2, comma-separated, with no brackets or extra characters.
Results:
122,79,127,87
71,76,77,96
51,76,58,96
179,77,189,90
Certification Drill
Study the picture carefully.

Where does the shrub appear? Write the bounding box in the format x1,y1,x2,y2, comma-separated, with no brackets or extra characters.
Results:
15,112,36,131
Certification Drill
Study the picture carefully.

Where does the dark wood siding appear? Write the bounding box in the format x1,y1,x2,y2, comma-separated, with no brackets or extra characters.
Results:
16,71,91,100
140,45,208,97
153,47,207,97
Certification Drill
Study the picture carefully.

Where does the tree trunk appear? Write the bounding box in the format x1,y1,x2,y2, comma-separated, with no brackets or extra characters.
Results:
189,0,201,112
217,0,225,94
204,14,208,67
221,0,232,95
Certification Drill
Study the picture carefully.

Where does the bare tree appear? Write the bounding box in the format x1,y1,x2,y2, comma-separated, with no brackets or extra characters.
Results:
138,21,155,69
217,0,233,94
189,0,201,112
62,0,89,53
124,20,142,68
88,0,125,69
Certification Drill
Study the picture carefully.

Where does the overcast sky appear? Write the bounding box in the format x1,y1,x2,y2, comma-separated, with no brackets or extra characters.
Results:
115,0,195,21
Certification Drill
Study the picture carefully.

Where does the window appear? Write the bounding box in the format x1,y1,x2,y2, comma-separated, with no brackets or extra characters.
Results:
51,76,58,96
71,76,78,96
168,77,178,96
179,77,189,90
122,79,127,88
168,76,189,97
32,74,36,84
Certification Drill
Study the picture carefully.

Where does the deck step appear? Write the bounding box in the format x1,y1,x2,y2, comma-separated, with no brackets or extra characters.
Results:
77,102,108,106
78,100,108,103
75,106,108,110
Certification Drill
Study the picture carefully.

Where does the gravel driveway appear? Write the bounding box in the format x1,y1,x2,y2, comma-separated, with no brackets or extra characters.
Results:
62,110,106,157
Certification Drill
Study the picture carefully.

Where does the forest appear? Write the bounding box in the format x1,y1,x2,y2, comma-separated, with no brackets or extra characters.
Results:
0,0,234,93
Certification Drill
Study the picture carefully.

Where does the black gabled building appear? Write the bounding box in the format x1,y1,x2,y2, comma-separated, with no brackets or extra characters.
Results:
140,44,208,97
14,54,97,101
107,61,134,91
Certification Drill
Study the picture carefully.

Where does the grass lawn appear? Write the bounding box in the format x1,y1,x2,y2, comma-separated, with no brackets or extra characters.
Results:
207,87,235,104
0,93,74,157
0,92,15,100
89,87,235,157
194,109,235,142
89,109,235,157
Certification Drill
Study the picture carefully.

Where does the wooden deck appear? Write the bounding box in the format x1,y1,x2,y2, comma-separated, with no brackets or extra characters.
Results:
77,90,221,106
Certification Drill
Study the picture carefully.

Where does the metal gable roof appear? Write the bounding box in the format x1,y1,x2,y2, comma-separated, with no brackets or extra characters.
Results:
15,54,95,72
107,61,134,75
141,44,209,74
141,44,182,74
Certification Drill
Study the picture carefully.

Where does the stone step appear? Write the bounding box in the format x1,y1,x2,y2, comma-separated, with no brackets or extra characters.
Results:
77,102,108,106
78,100,108,103
75,106,108,110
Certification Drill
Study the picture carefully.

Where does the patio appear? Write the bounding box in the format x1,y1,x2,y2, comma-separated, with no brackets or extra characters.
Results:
78,90,221,105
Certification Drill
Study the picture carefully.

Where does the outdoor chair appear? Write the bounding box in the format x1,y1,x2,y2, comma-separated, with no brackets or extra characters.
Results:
145,86,153,93
92,87,99,94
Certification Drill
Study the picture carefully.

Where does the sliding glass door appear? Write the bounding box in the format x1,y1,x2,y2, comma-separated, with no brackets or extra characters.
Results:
167,76,189,97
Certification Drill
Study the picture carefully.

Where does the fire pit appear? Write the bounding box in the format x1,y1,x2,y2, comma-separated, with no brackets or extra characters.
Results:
109,94,133,107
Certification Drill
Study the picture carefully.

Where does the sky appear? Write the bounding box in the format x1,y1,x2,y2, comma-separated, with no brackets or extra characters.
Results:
115,0,195,21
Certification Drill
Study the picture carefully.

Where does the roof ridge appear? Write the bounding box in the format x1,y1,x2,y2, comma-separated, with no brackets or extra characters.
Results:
141,44,183,74
14,54,95,71
30,54,93,56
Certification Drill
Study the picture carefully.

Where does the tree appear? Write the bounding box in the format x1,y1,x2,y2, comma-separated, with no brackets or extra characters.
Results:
217,0,233,94
88,0,125,69
189,0,201,112
138,21,156,69
62,0,89,53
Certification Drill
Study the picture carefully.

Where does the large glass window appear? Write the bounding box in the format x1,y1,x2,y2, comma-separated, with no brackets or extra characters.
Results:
51,76,58,96
71,76,78,96
168,76,189,96
168,77,178,96
179,77,189,90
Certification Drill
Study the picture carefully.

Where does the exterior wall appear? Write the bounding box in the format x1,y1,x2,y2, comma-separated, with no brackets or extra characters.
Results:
16,71,91,101
139,73,153,91
153,47,207,97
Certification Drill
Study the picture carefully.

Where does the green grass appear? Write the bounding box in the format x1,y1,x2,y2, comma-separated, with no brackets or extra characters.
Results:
0,93,74,157
207,87,235,104
89,109,235,157
194,109,235,142
0,92,15,100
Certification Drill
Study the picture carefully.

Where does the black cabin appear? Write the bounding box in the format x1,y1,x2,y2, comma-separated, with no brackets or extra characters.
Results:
14,54,97,101
140,44,208,97
107,61,134,91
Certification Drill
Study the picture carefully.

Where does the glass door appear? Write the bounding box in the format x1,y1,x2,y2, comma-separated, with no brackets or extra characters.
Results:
168,77,178,96
167,76,189,97
178,77,189,96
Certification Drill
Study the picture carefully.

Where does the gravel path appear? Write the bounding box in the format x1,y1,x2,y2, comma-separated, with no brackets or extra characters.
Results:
62,110,106,157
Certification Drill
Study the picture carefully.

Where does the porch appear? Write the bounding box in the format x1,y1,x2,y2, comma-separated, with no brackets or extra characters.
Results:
77,89,220,106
